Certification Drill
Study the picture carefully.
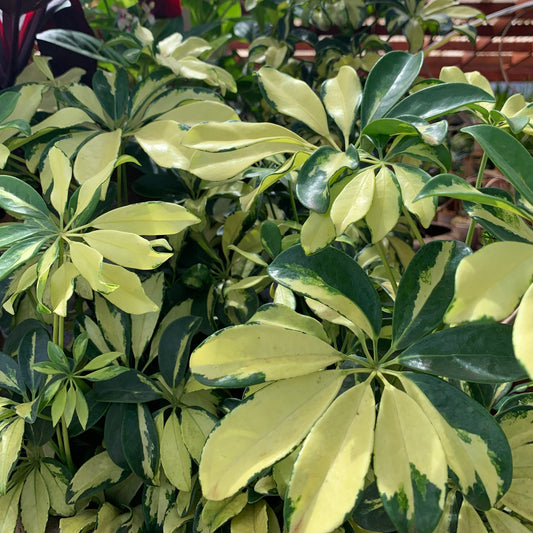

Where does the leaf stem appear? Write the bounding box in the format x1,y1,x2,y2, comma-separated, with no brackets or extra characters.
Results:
465,152,488,247
402,206,425,248
376,240,397,296
61,417,74,472
288,180,299,224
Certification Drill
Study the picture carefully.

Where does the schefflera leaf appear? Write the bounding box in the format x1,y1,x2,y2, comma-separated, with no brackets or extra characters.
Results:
268,245,381,339
190,323,343,387
399,373,513,510
373,384,447,533
285,381,375,533
199,371,345,500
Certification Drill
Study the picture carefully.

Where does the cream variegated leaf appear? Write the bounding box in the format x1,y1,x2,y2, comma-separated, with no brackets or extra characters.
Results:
456,500,487,533
50,262,78,317
48,146,72,216
161,411,192,491
20,469,50,533
300,211,336,255
512,282,533,378
158,100,238,125
180,407,217,463
0,417,25,494
0,483,23,533
485,508,532,533
231,501,269,533
58,510,98,533
198,493,248,533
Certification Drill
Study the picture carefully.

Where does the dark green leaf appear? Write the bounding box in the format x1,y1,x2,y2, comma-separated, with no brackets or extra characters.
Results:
159,316,202,388
0,223,44,248
360,51,423,128
362,118,419,140
104,403,130,470
352,481,396,533
19,329,49,395
0,235,49,281
386,136,451,171
393,240,471,349
399,323,527,382
93,369,162,403
0,175,50,219
0,92,19,123
0,352,24,394
260,221,282,259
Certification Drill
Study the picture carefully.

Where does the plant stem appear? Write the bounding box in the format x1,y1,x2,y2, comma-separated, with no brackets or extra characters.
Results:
376,240,397,296
402,206,425,248
465,152,488,247
61,417,75,472
288,181,299,224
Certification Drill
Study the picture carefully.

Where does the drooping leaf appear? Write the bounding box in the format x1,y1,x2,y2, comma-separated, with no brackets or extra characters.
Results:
0,418,25,494
268,245,382,338
199,371,345,500
40,459,74,517
93,369,162,403
456,500,487,532
190,323,342,387
0,175,50,219
285,382,375,533
393,240,471,349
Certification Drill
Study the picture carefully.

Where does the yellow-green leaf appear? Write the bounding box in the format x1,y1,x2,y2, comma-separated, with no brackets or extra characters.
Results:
66,84,108,124
199,371,345,500
258,67,330,139
90,201,199,235
365,167,401,243
0,483,23,533
445,242,533,323
83,230,172,270
300,211,336,254
161,412,192,491
40,460,75,516
456,500,487,533
180,407,217,463
198,493,248,533
59,509,98,533
286,382,375,533
51,385,67,426
21,468,50,533
321,66,362,148
94,294,127,353
190,323,343,387
231,501,268,533
0,417,24,494
485,508,532,533
50,262,79,317
159,100,239,126
49,146,72,216
513,282,533,379
374,385,447,533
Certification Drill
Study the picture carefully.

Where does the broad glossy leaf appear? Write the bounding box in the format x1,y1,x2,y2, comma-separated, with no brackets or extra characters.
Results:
183,121,312,151
393,240,471,349
0,418,24,494
93,369,162,403
296,146,358,213
258,66,330,138
18,328,49,395
260,221,282,259
362,118,420,140
399,323,527,382
300,211,336,254
365,166,401,242
129,70,175,121
180,407,217,463
159,316,202,388
190,323,342,387
161,411,191,491
386,136,451,172
360,52,423,128
513,282,533,379
400,373,512,510
464,124,533,204
231,501,268,533
83,230,172,270
374,385,447,533
445,241,533,323
20,469,49,533
90,201,199,235
387,83,494,120
321,66,362,148
67,451,129,504
0,175,49,219
286,382,375,533
159,100,238,125
268,245,381,338
0,223,43,248
199,371,345,500
49,146,72,216
485,508,531,533
330,167,375,234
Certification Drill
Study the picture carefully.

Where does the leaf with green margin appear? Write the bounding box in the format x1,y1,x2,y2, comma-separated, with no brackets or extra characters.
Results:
104,404,129,470
183,121,313,152
159,100,238,125
0,418,24,494
66,451,129,504
159,316,202,388
386,137,451,172
387,83,494,120
0,223,44,248
456,500,487,532
399,323,527,382
268,245,381,338
143,473,175,531
362,118,420,140
18,328,49,395
485,508,532,532
352,481,396,532
190,323,342,387
360,51,423,128
415,174,533,222
513,282,533,379
93,369,163,403
40,458,74,517
374,385,447,533
260,221,282,259
321,65,362,148
199,371,345,500
0,175,50,219
129,70,175,122
393,240,471,349
0,92,19,123
231,501,269,533
257,66,330,138
0,352,24,394
0,483,22,533
444,241,533,324
198,493,248,532
180,407,217,464
161,411,191,491
285,381,375,533
296,145,359,213
399,373,513,510
20,468,49,533
464,124,533,205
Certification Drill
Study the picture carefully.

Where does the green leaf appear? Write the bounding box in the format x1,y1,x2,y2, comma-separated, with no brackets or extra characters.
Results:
393,240,471,349
40,459,74,516
296,146,359,213
464,124,533,205
0,223,43,249
190,323,343,387
0,483,23,533
159,316,202,388
285,382,375,533
161,411,191,491
0,418,25,494
360,51,423,128
66,451,129,504
232,501,269,533
143,473,175,531
93,69,129,123
257,66,330,138
387,83,494,120
444,241,533,323
20,469,49,533
93,369,162,403
0,175,49,219
400,373,513,510
199,493,248,533
0,92,19,123
321,65,362,148
300,211,336,254
260,221,282,259
121,403,159,481
374,385,447,533
513,282,533,379
180,407,217,464
199,371,345,500
0,352,24,394
19,328,49,395
399,323,527,382
268,245,381,338
456,500,487,532
485,508,532,533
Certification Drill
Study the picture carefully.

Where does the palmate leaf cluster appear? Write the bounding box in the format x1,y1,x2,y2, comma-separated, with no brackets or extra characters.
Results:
0,3,531,533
